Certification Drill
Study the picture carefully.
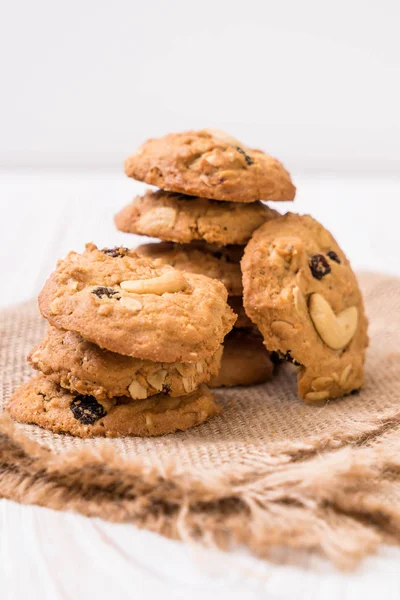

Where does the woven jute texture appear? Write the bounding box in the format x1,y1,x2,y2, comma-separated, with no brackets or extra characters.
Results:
1,272,400,569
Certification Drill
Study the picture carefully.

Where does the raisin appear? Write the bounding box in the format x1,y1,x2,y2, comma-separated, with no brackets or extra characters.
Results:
235,146,254,166
102,246,129,258
70,395,106,424
92,286,119,299
327,250,341,264
309,254,331,280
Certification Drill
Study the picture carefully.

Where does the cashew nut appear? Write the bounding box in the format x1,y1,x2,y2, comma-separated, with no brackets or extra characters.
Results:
128,380,148,400
305,390,329,403
119,296,142,312
309,293,358,350
147,370,168,392
120,271,187,295
340,364,353,387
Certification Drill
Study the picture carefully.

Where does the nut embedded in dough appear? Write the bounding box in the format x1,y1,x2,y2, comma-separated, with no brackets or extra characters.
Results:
309,293,358,350
128,380,148,399
120,271,188,295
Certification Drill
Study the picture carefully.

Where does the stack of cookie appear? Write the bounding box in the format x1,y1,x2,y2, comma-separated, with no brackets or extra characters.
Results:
8,244,236,437
115,129,296,388
7,128,369,441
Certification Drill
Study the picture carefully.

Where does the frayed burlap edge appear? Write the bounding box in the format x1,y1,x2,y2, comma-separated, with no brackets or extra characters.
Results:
1,411,400,570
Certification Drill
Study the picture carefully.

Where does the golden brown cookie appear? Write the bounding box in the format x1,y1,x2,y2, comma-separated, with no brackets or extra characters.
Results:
39,244,236,363
209,329,274,388
115,189,280,245
242,214,369,402
29,326,222,401
124,129,296,203
7,376,220,438
136,241,243,296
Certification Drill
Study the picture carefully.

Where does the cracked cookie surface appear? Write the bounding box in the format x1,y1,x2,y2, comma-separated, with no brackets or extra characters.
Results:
39,244,236,363
29,326,222,401
209,329,274,388
115,189,280,245
136,241,243,296
124,130,296,203
242,214,369,402
7,375,220,438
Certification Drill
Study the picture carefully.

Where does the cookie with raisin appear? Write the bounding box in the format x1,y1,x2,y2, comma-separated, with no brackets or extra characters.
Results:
124,129,295,203
39,244,236,363
7,375,220,438
242,214,368,402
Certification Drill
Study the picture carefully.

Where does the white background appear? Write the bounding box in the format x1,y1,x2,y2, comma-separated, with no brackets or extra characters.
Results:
0,0,399,173
1,1,400,598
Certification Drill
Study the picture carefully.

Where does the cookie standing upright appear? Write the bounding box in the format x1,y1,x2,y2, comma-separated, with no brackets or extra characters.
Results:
242,214,369,402
124,129,296,203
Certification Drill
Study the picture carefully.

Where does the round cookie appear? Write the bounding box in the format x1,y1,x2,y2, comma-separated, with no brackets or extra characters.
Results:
227,296,253,329
209,329,274,388
29,326,222,401
124,129,296,203
242,214,369,402
136,241,243,296
7,376,220,438
115,189,280,245
39,244,236,363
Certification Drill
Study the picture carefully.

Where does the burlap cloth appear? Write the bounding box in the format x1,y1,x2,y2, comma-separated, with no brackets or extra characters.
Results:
1,272,400,569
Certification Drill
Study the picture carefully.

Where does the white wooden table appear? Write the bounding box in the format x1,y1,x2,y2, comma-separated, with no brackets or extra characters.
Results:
1,170,400,599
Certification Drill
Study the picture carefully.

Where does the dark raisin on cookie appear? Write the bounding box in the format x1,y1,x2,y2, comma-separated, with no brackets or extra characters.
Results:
235,146,254,166
309,254,332,280
327,250,341,264
70,395,106,424
102,246,129,258
92,286,119,299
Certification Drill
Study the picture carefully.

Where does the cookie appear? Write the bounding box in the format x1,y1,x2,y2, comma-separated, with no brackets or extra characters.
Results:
29,326,222,401
39,244,236,363
242,214,369,402
124,129,296,203
7,375,220,438
227,296,253,329
115,189,280,245
209,329,274,388
136,242,243,296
